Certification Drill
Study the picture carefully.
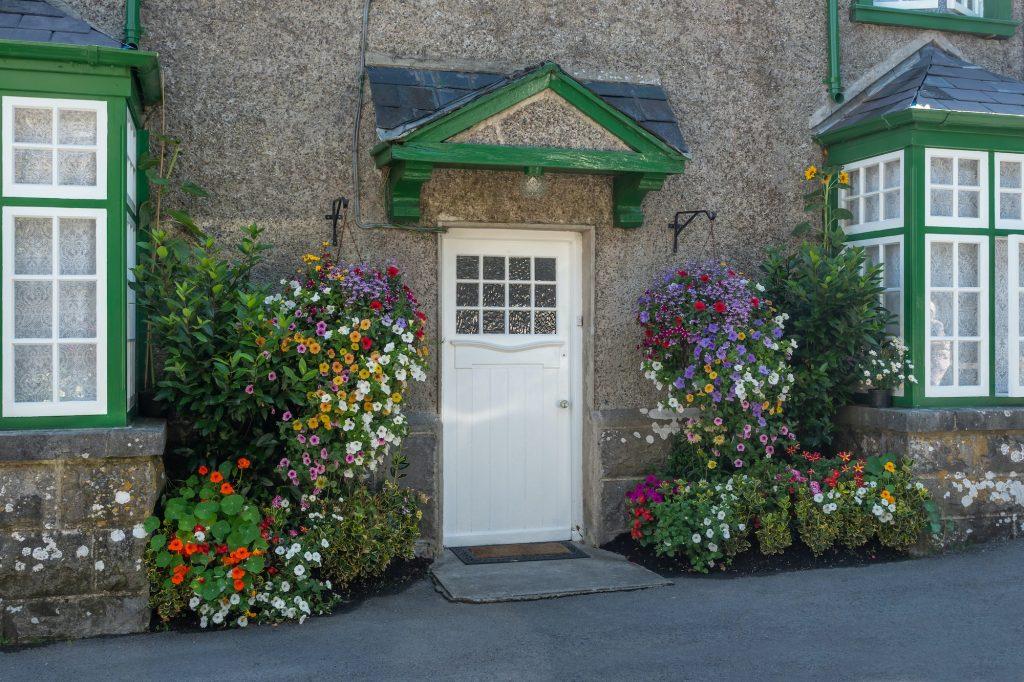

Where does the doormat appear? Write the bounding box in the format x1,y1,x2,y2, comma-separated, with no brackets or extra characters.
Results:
449,541,589,565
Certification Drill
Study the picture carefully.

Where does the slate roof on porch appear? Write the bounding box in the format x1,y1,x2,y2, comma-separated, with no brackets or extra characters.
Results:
819,44,1024,134
0,0,119,47
366,62,689,155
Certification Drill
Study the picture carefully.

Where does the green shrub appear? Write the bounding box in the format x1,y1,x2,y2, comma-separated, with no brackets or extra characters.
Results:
761,163,891,449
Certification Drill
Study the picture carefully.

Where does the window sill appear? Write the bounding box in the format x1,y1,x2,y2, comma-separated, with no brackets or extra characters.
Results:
851,5,1019,38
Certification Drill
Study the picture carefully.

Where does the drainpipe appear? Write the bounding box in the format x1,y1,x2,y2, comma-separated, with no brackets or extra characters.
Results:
124,0,141,48
826,0,845,104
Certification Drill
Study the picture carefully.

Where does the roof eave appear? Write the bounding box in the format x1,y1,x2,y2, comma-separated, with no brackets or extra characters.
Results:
0,39,161,106
816,107,1024,146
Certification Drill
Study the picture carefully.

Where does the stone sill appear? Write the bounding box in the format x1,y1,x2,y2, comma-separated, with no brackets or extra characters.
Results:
837,405,1024,433
0,418,166,463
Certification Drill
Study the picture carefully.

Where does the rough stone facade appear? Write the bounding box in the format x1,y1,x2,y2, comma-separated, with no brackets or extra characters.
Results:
59,1,1024,547
836,407,1024,542
0,421,165,643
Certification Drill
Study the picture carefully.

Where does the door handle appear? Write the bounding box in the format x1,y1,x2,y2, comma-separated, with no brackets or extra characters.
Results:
558,400,570,409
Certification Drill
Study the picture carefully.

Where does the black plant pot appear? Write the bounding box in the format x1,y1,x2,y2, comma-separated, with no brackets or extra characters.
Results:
867,389,893,409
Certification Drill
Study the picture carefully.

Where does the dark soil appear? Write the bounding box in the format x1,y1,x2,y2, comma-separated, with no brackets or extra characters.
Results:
602,533,913,579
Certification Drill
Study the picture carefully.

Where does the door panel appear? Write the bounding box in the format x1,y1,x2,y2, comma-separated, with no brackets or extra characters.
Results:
441,230,577,546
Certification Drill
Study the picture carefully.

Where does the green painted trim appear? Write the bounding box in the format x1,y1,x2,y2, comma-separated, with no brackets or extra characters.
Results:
820,110,1024,148
905,144,925,405
827,0,844,103
386,161,433,224
0,90,132,429
0,39,160,105
850,2,1018,37
613,173,667,229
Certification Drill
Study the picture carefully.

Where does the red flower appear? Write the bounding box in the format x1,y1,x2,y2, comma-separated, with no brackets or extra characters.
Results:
415,310,427,321
387,266,399,277
220,482,235,495
197,465,209,476
370,300,382,311
677,269,688,278
700,274,710,283
694,301,707,312
361,336,373,350
415,328,424,339
750,297,760,308
713,300,727,314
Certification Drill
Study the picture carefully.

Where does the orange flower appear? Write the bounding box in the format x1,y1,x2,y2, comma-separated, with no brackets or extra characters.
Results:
210,471,224,484
171,573,185,585
220,482,235,495
237,457,251,470
838,452,852,463
198,465,209,475
233,579,245,592
231,566,246,580
231,547,250,561
184,543,199,556
168,537,184,552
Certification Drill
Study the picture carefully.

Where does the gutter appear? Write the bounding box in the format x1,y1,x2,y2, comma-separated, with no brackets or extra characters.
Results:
826,0,844,104
124,0,141,48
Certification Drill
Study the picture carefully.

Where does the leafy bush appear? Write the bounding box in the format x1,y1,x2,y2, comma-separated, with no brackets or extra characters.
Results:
637,261,798,477
761,164,890,449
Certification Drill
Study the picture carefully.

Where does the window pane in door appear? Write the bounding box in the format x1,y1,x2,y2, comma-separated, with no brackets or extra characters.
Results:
456,255,478,280
455,309,479,334
534,258,556,281
482,310,505,334
455,282,478,307
534,310,556,334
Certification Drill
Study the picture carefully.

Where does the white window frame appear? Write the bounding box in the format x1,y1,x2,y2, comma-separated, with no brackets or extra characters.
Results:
925,148,989,229
840,150,904,235
949,0,984,16
995,152,1024,229
873,0,983,14
1008,235,1024,397
126,108,138,211
924,233,989,398
2,206,108,417
1,96,108,201
857,235,905,338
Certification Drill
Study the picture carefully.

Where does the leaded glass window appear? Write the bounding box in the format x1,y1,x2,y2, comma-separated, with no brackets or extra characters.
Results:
454,255,558,335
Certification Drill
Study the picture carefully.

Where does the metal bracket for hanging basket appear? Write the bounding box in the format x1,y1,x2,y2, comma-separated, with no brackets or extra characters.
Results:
668,210,716,254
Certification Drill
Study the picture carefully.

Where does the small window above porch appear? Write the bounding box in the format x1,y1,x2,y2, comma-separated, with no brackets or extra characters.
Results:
366,61,689,229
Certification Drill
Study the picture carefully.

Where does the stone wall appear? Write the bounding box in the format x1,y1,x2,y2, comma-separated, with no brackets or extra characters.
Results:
0,421,165,643
835,406,1024,543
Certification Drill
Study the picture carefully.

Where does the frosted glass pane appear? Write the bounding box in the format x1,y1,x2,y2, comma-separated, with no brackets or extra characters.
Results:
958,292,980,337
509,257,531,281
14,345,52,403
997,238,1008,395
57,110,96,145
14,282,52,338
846,198,860,225
509,283,531,307
931,156,954,185
958,242,980,287
482,257,504,280
455,309,479,334
535,284,556,308
13,148,52,184
959,342,980,386
1019,292,1024,336
930,341,953,386
58,218,96,275
863,244,880,270
931,188,954,217
883,190,900,220
482,283,504,307
534,310,556,334
958,190,980,219
455,255,478,280
534,258,556,281
13,107,51,143
508,310,531,335
482,310,504,334
57,150,97,186
865,164,880,193
14,217,52,275
1001,192,1022,221
1019,347,1024,389
864,194,879,223
884,243,901,287
884,160,900,189
846,168,860,195
1001,161,1022,189
930,242,954,287
883,291,901,335
1019,243,1024,286
455,283,478,307
58,343,96,401
930,291,953,337
58,281,97,338
958,158,980,186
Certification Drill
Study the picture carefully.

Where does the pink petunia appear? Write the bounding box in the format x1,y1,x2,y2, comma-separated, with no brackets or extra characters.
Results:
245,384,254,394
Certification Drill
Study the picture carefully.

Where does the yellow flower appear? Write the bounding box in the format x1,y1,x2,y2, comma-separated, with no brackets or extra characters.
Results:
884,461,896,473
302,254,321,263
713,435,725,445
309,342,321,355
349,331,361,343
737,332,745,341
804,165,818,181
704,384,715,394
685,394,694,403
391,392,402,403
708,371,718,380
363,401,374,412
292,421,303,432
344,353,355,364
306,417,319,429
351,342,360,351
839,170,850,185
359,319,371,331
703,364,712,373
707,460,717,470
319,402,332,413
319,362,330,374
359,369,371,380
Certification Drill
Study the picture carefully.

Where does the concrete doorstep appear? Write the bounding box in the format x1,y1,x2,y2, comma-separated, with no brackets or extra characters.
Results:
430,543,671,603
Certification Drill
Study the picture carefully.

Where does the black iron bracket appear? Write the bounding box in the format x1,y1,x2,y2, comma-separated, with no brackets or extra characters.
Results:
325,197,350,246
668,210,716,254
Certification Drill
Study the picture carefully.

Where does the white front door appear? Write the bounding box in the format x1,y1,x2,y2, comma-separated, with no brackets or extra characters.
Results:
441,228,580,546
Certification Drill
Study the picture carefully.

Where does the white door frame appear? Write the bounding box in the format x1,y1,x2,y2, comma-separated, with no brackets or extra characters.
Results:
438,225,584,546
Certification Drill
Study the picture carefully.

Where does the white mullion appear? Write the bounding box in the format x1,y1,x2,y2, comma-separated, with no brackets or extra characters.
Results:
50,216,60,403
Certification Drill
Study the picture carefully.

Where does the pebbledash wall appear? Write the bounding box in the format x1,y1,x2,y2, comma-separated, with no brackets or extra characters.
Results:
65,0,1024,546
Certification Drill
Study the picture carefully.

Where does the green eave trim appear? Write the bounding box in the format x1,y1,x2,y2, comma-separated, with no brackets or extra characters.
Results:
0,39,161,105
850,4,1019,38
816,108,1024,147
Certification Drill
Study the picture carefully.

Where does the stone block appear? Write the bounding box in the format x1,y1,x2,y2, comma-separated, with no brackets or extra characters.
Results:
0,419,166,462
0,463,58,530
905,433,983,471
60,457,161,528
1,593,149,642
91,530,149,594
0,530,93,599
590,478,642,546
982,434,1024,474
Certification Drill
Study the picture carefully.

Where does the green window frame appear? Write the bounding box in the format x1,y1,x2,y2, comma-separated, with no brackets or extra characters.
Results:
851,0,1019,37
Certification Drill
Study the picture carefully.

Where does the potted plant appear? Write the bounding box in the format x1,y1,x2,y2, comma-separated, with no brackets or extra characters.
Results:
859,337,916,408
